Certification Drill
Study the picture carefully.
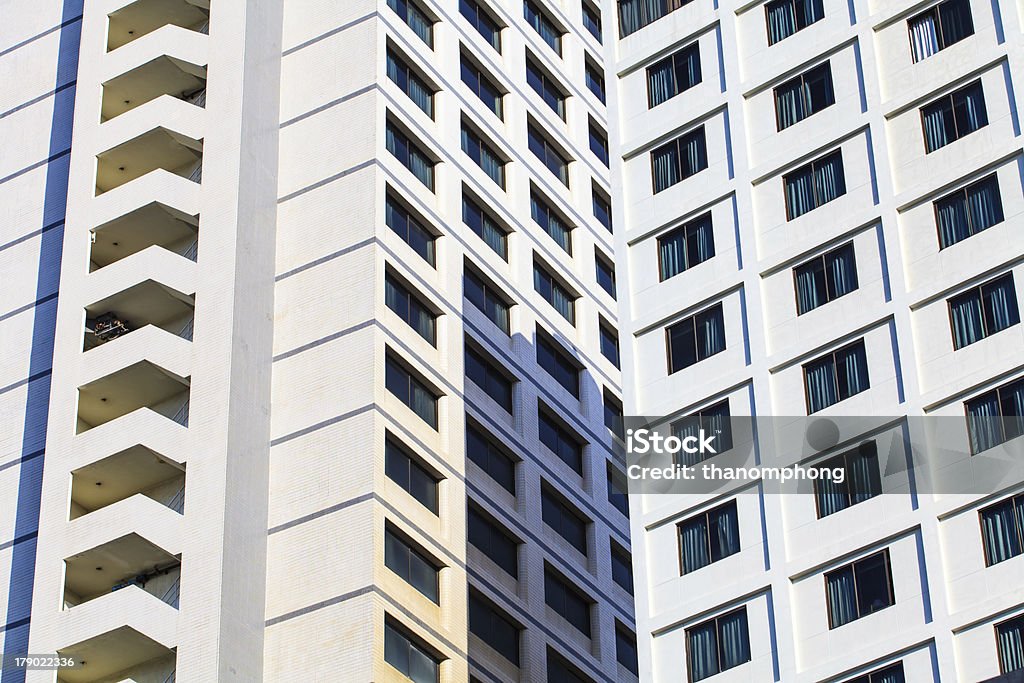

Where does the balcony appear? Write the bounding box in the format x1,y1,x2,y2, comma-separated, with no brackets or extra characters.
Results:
63,533,180,611
108,0,210,51
84,280,195,350
91,202,198,271
101,55,206,122
76,361,190,433
96,127,202,195
58,628,175,683
71,446,185,520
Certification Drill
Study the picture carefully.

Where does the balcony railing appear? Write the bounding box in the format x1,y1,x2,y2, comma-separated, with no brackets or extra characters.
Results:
167,483,185,514
172,398,189,427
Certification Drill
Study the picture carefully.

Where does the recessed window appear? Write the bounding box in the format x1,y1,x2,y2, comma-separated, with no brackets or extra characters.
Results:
466,423,516,493
461,122,506,188
647,42,701,108
525,0,563,54
600,319,621,368
596,250,616,298
774,62,834,130
387,0,434,47
468,504,519,577
464,267,512,334
469,591,520,665
997,615,1024,674
386,352,440,428
686,607,750,681
534,261,576,324
526,55,567,119
651,126,708,193
846,661,906,683
604,390,625,440
593,185,612,231
542,485,589,554
589,120,609,166
611,541,634,594
965,377,1024,453
461,54,504,119
386,120,435,190
678,500,740,574
671,399,732,466
539,409,583,473
529,124,571,186
666,303,726,374
537,330,580,397
979,492,1024,566
547,650,594,683
385,436,440,514
765,0,824,45
384,524,440,603
465,344,514,414
949,273,1020,349
607,462,629,517
583,1,603,41
460,0,502,51
921,79,987,153
908,0,973,62
784,150,846,220
530,191,573,253
794,242,858,314
585,58,606,103
658,212,714,280
803,339,869,413
825,549,895,628
618,0,692,37
462,192,509,260
544,567,592,635
616,623,639,675
814,441,882,517
935,174,1003,249
387,48,434,117
385,272,437,345
386,193,437,266
385,618,441,682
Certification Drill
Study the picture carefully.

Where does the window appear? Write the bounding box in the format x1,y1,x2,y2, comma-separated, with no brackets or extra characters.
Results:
618,0,691,37
607,463,629,517
593,185,612,231
386,121,435,190
647,42,702,108
463,192,509,259
386,353,439,428
386,437,439,513
460,0,502,51
531,191,573,253
526,55,567,119
529,124,570,186
979,492,1024,566
921,80,987,153
534,261,576,324
997,615,1024,674
965,377,1024,453
525,0,562,54
387,0,434,47
774,62,834,130
935,174,1003,248
539,409,583,473
386,194,437,266
794,242,858,314
589,120,609,166
385,619,441,683
672,399,732,466
585,59,606,102
462,122,505,188
666,303,726,374
544,568,592,634
686,607,750,681
908,0,973,62
468,504,519,577
803,340,869,413
467,423,516,494
385,524,440,603
469,592,520,664
547,649,594,683
465,344,514,413
600,319,620,367
464,267,511,334
461,55,504,118
616,624,639,675
542,486,588,553
386,273,437,345
815,441,882,517
784,150,846,220
651,126,708,193
387,49,434,117
604,390,625,439
611,541,634,594
583,2,603,41
678,500,740,574
825,549,895,628
658,212,715,280
765,0,824,45
949,273,1020,349
537,331,580,397
596,250,617,298
846,662,906,683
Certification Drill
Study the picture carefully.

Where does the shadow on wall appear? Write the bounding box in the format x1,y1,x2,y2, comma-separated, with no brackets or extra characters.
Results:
2,1,82,679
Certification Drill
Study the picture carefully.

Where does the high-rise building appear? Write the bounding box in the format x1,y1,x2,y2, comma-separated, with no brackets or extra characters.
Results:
1,1,634,681
606,0,1024,680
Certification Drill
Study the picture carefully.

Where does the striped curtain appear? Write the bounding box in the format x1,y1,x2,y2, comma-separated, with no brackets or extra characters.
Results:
922,100,952,152
967,392,1002,453
766,0,797,44
680,516,710,572
909,13,939,62
828,246,857,299
652,143,680,193
967,178,1004,233
786,167,816,219
718,610,750,670
981,500,1021,564
805,357,837,413
814,153,846,204
827,567,858,627
688,621,718,681
936,193,971,248
775,80,804,129
647,58,675,107
950,291,984,349
711,504,739,560
982,276,1020,334
998,619,1024,673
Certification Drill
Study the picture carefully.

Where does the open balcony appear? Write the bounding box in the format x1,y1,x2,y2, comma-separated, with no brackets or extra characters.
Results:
84,280,195,350
96,128,202,195
63,533,180,611
101,55,206,122
71,446,185,520
58,629,175,683
76,361,189,434
108,0,210,52
91,202,198,270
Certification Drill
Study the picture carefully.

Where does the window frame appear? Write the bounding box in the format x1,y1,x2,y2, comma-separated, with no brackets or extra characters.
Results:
543,565,593,635
773,61,835,131
783,149,846,221
468,503,520,577
466,421,518,494
385,191,438,266
934,173,1004,249
464,266,512,334
460,0,503,51
384,617,442,683
524,0,564,54
385,270,438,345
461,53,505,119
599,317,621,368
684,606,751,681
526,54,568,120
583,1,603,42
461,119,507,188
541,484,589,554
539,407,584,474
465,342,515,414
665,302,726,374
385,351,440,429
384,522,441,603
812,441,882,518
965,377,1024,454
947,272,1019,349
530,190,574,254
386,0,435,47
676,499,741,575
996,614,1024,674
978,492,1024,567
658,211,715,281
802,339,870,414
585,57,606,103
824,548,896,629
386,118,436,191
385,435,441,514
528,123,572,186
468,590,521,665
533,259,577,324
650,125,708,193
792,241,859,314
919,79,988,153
765,0,825,45
646,41,702,108
537,328,581,398
386,46,435,117
462,189,510,260
907,0,974,62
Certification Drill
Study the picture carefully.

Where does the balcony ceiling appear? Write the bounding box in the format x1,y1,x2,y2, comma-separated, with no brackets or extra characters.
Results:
108,0,209,50
72,446,183,513
92,202,197,268
65,532,178,598
102,55,206,120
77,360,189,429
58,626,173,683
85,279,194,330
96,127,202,193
